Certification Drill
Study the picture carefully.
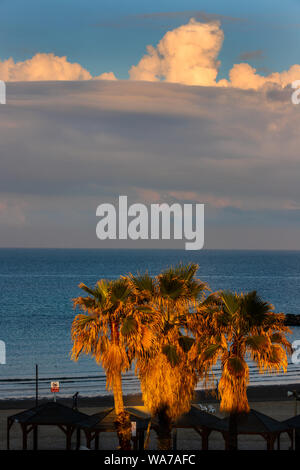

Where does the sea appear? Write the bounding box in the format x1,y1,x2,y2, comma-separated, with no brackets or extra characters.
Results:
0,248,300,400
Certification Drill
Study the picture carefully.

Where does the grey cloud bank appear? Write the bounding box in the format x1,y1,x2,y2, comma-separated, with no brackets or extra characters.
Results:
0,80,299,249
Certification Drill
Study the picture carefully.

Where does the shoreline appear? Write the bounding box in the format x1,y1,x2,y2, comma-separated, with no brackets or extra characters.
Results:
1,383,299,410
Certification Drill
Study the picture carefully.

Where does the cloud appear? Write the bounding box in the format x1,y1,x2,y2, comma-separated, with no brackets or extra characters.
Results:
0,53,117,82
0,80,299,248
0,19,299,91
95,71,117,81
129,18,300,90
129,19,224,86
223,63,300,90
238,49,264,61
0,53,93,81
94,10,243,29
0,198,27,226
0,52,117,83
0,80,298,205
133,10,243,23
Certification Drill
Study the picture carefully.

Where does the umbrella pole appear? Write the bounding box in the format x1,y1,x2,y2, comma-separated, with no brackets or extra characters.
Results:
144,419,152,450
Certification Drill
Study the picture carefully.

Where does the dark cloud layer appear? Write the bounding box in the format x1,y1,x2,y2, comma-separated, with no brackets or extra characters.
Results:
238,49,264,61
94,10,244,29
0,80,299,248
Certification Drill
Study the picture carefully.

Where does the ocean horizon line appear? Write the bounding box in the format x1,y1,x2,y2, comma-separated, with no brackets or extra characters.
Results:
1,247,300,252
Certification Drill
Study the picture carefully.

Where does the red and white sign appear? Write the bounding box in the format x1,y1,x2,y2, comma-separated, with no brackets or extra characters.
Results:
51,381,59,393
131,421,137,437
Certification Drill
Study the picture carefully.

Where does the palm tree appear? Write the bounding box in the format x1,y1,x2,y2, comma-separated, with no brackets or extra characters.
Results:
197,290,292,450
71,278,135,450
128,263,207,450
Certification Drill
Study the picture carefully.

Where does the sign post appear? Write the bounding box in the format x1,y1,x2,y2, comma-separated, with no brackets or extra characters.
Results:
35,364,39,407
51,381,59,402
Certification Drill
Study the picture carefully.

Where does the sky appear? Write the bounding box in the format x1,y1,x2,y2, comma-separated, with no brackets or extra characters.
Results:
0,0,299,249
1,0,300,80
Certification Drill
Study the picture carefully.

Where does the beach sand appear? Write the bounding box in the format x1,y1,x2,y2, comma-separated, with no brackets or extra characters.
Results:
1,384,299,450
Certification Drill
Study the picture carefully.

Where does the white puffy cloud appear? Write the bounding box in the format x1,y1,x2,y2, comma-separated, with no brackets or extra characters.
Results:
129,18,224,86
129,18,300,90
0,53,117,82
95,71,117,81
222,63,300,90
0,53,93,81
0,19,299,91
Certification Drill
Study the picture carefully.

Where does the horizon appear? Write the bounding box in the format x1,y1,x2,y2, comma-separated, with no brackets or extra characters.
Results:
2,247,300,251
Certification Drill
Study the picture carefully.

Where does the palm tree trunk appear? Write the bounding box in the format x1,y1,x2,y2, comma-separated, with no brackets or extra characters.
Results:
113,371,132,450
113,370,124,416
228,412,238,450
157,407,172,450
110,319,131,450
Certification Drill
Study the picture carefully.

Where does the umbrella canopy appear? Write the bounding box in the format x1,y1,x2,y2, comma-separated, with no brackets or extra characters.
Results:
174,404,226,431
282,414,300,429
8,401,88,426
78,406,151,432
7,401,90,450
221,409,288,434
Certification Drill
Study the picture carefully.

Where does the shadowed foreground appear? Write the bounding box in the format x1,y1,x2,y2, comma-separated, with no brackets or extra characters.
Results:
1,397,297,450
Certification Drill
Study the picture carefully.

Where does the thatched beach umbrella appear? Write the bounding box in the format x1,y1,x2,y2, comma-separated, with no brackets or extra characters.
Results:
221,409,291,450
7,401,89,450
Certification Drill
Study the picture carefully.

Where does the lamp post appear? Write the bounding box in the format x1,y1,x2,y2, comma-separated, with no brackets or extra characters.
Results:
287,390,300,450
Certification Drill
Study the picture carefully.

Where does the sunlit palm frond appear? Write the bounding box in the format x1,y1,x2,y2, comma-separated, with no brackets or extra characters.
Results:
201,343,223,361
78,282,97,296
73,295,97,311
162,344,180,367
109,278,131,306
162,262,198,281
219,356,249,413
240,291,273,326
220,291,240,316
245,335,269,352
196,289,291,414
128,272,155,296
121,316,138,336
158,273,186,301
138,352,197,421
178,335,195,353
270,332,292,354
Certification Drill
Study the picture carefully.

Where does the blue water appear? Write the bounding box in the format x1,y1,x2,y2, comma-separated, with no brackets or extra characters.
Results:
0,248,300,399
